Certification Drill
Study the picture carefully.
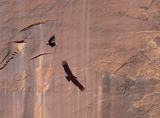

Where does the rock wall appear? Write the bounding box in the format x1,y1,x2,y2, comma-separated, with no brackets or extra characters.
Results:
0,0,160,118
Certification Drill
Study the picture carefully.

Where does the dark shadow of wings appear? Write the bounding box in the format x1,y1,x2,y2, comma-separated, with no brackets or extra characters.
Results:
72,78,85,91
62,60,74,77
62,60,85,91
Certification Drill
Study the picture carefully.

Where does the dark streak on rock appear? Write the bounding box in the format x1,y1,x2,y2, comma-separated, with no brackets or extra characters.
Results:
114,62,128,73
0,55,15,70
9,40,25,44
30,52,52,60
114,50,151,73
140,6,148,10
0,50,10,64
20,22,44,32
126,14,148,21
19,20,57,32
16,74,30,81
0,42,20,71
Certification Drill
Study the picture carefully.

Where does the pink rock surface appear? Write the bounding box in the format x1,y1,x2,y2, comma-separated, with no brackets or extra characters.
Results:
0,0,160,118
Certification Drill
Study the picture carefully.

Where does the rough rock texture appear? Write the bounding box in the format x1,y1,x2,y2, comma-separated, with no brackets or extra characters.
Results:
0,0,160,118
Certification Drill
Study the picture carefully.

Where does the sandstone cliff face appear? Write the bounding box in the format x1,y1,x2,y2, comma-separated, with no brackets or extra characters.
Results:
0,0,160,118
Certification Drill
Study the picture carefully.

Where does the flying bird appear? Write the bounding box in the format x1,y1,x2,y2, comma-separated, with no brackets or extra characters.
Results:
47,35,56,47
62,60,85,91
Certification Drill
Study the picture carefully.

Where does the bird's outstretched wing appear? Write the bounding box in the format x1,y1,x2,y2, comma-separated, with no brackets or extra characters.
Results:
47,35,56,47
49,35,55,44
71,77,85,91
62,60,74,77
62,60,85,91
